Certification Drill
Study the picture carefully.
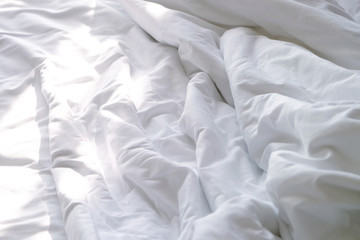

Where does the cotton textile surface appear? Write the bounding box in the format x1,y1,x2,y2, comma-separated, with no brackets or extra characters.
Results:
1,0,360,239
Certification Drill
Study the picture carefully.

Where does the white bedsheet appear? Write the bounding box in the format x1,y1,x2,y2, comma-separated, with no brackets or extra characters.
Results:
1,0,360,239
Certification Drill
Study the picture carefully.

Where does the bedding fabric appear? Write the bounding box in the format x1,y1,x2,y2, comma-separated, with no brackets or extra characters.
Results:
1,0,360,239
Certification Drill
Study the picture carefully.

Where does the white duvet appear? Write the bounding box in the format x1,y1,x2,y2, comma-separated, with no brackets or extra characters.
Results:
1,0,360,239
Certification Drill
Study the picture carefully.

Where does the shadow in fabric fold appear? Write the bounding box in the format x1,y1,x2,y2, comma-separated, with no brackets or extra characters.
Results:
32,66,68,240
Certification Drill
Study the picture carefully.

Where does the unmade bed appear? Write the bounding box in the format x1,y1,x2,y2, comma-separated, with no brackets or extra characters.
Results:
1,0,360,239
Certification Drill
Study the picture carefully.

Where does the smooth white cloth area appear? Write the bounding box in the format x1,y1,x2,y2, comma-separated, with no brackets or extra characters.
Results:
1,0,360,239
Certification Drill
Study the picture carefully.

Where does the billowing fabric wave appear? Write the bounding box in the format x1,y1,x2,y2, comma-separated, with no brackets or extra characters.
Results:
0,0,359,239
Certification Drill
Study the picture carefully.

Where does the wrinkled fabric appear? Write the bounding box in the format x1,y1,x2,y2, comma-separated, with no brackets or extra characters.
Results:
0,0,359,239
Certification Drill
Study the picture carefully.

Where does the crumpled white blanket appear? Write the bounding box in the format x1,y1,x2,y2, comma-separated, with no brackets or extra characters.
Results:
0,0,360,239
